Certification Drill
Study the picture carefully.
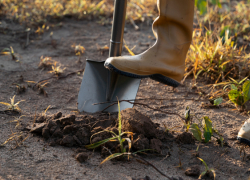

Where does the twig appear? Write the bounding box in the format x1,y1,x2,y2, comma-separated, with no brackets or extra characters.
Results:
131,153,172,180
93,97,208,105
101,100,186,122
33,69,84,88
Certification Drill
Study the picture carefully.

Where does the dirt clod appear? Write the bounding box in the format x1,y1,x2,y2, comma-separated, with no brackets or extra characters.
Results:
75,127,90,145
121,108,158,138
59,114,75,125
60,135,76,147
133,134,149,151
176,132,195,144
30,123,46,133
150,138,162,153
42,127,50,139
75,152,88,163
185,165,200,177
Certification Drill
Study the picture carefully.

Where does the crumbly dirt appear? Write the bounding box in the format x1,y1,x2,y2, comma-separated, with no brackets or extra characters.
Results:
1,17,250,180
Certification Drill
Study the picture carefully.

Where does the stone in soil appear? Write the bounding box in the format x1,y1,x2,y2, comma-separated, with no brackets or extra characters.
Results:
185,165,200,177
75,152,88,163
176,132,195,144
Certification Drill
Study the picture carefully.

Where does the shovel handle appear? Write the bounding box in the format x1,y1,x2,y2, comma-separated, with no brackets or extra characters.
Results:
109,0,127,57
106,0,127,101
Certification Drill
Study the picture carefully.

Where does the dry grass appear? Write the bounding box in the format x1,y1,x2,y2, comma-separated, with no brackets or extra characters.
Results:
0,0,157,26
1,0,250,103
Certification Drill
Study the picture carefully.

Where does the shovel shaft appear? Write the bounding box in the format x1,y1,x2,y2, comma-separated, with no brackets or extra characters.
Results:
106,0,127,101
109,0,127,57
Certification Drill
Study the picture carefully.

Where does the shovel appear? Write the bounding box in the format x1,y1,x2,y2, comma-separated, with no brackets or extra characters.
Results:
77,0,141,113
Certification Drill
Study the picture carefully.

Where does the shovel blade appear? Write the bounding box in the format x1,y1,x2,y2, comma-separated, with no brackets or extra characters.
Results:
78,60,141,113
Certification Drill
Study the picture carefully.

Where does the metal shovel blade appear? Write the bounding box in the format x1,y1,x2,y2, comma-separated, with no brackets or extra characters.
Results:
77,60,141,113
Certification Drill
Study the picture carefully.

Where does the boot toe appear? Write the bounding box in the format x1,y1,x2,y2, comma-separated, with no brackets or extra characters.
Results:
237,118,250,146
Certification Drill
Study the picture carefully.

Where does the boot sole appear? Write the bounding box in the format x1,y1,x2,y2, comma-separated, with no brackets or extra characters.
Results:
237,136,250,146
105,63,180,87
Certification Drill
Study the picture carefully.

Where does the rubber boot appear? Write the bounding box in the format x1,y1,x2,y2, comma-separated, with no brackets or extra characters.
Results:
237,118,250,145
104,0,194,87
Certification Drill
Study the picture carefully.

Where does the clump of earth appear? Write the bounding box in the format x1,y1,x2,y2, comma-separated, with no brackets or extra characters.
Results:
27,108,176,158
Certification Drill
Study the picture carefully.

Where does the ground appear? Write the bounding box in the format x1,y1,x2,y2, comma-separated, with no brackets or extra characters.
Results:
0,17,250,180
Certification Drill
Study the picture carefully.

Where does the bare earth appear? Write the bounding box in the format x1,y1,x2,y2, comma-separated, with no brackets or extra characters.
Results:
0,18,250,180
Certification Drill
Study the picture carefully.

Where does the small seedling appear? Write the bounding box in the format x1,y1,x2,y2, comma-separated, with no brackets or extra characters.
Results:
190,116,224,145
49,62,66,76
10,115,25,129
0,95,25,112
38,56,55,69
86,101,134,163
96,44,109,55
26,80,49,96
1,128,29,149
198,157,216,180
0,46,19,62
12,83,26,94
72,44,85,63
228,79,250,111
184,106,192,132
86,100,153,164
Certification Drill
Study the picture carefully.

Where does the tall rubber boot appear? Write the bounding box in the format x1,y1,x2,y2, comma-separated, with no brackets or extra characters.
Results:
237,118,250,145
104,0,194,87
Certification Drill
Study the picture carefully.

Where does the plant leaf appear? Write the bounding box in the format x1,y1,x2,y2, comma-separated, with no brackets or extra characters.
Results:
213,97,223,106
243,80,250,103
228,89,244,106
85,136,117,149
190,124,202,142
197,157,209,171
100,153,128,165
0,102,11,106
203,116,213,143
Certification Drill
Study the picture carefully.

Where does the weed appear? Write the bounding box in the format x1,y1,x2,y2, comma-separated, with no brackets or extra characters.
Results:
1,128,29,149
71,44,85,63
86,100,134,163
190,115,224,145
49,62,66,76
10,115,25,129
26,80,49,96
0,95,24,112
12,83,26,94
0,46,19,62
197,157,216,180
38,56,55,69
227,79,250,111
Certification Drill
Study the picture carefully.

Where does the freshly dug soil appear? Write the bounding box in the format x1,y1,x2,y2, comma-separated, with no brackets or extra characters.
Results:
28,109,166,154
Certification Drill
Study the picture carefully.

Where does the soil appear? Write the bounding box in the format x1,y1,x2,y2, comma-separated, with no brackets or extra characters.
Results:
1,17,250,180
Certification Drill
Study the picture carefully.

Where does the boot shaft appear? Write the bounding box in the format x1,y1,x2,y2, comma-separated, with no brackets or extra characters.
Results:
153,0,195,45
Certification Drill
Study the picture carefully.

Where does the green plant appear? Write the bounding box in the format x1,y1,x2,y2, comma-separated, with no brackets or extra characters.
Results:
85,101,134,164
190,116,223,145
227,79,250,110
0,95,25,112
0,46,19,62
198,157,216,180
195,0,222,15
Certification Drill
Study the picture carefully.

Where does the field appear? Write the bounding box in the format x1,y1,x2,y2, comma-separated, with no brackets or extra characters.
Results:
1,0,250,179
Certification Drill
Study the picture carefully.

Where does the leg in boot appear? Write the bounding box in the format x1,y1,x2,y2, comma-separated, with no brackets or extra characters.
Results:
238,118,250,145
104,0,195,87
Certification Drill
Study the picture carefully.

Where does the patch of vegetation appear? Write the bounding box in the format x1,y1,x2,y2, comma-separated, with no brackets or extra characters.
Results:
0,95,24,112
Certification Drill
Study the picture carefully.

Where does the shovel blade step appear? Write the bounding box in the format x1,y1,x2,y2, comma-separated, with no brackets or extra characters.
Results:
78,60,141,113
